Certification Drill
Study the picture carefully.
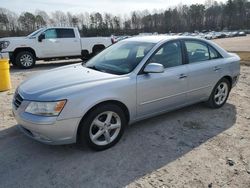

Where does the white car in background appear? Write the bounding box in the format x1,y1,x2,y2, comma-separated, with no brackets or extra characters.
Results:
0,27,113,68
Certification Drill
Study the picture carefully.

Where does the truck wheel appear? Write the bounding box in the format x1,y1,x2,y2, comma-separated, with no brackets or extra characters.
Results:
11,60,17,66
16,51,36,69
81,50,90,61
92,45,105,56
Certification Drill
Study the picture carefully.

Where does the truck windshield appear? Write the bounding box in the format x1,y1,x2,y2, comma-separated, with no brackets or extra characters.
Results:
27,28,44,38
86,41,155,75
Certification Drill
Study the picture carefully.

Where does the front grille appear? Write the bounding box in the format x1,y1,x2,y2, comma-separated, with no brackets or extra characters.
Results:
13,92,23,109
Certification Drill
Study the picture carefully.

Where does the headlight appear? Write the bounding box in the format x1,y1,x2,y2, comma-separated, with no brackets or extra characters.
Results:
25,100,66,116
0,41,10,49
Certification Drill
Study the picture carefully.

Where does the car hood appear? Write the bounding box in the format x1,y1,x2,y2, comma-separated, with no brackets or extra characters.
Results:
0,37,27,41
0,37,34,51
18,64,119,100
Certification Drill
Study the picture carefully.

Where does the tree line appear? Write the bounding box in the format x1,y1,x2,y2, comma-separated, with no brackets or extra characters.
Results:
0,0,250,37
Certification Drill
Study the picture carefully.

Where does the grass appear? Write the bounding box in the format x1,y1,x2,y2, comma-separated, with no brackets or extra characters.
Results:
227,51,250,66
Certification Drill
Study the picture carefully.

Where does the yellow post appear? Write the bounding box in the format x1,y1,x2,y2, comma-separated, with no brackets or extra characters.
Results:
0,58,11,92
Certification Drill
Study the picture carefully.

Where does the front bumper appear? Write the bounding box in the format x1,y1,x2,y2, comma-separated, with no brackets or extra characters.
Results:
13,97,81,145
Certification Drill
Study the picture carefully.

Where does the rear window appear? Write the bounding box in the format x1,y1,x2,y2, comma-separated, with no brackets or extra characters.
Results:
57,29,75,38
184,40,222,63
209,46,221,59
185,41,209,63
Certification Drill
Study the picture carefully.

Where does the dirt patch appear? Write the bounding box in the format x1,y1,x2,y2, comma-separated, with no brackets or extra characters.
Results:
212,35,250,61
213,35,250,52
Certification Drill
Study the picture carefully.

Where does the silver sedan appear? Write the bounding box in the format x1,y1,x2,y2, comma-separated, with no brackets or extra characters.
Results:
13,36,240,150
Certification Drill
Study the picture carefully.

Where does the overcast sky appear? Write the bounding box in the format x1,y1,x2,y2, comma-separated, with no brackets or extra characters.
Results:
2,0,226,15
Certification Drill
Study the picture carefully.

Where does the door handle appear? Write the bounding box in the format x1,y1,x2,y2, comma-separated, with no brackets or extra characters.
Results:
214,66,222,71
179,74,187,79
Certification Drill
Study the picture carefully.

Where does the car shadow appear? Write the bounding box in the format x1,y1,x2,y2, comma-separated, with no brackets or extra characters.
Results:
0,102,236,188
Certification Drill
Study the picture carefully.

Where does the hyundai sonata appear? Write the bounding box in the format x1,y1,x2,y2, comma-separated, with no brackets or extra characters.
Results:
13,36,240,150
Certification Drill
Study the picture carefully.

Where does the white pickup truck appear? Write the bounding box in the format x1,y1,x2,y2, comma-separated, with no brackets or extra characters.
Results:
0,27,113,68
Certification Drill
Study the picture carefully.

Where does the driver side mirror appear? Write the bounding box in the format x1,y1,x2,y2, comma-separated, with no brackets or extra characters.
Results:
144,63,164,73
38,33,45,42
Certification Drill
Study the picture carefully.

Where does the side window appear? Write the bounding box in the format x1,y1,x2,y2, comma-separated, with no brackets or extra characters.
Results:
185,41,209,63
148,41,182,68
209,46,221,59
44,29,57,39
57,29,75,38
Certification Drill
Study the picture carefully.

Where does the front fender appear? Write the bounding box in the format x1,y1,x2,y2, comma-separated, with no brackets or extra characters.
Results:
57,76,137,122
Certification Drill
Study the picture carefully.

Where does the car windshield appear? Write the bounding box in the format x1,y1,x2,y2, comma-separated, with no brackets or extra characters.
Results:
86,41,155,75
27,28,44,38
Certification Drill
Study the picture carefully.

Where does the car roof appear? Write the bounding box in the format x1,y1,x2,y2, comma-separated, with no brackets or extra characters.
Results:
124,35,207,43
125,35,176,43
124,35,230,58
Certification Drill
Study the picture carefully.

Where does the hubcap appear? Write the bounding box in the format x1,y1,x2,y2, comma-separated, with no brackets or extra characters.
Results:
89,111,121,146
20,54,33,67
214,82,228,105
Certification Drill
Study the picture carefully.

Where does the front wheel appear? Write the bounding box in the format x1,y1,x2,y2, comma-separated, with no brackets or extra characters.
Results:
16,51,36,69
207,78,231,108
78,104,126,151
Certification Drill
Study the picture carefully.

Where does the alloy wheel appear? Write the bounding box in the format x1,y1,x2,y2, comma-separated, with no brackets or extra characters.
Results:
89,111,121,146
214,82,228,105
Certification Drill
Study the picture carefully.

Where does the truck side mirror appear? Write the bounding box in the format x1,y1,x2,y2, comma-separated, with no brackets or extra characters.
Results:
38,33,45,42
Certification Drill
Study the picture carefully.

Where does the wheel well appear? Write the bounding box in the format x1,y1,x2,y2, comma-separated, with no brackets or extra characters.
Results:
13,48,36,59
223,76,232,88
81,50,89,56
92,44,105,53
76,100,130,139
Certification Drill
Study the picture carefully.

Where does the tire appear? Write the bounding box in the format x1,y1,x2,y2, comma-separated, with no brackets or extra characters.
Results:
78,104,126,151
81,50,90,61
10,57,17,66
11,61,17,66
92,46,105,56
15,51,36,69
206,78,231,108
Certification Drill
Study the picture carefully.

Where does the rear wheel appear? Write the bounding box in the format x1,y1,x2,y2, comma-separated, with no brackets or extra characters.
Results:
207,78,231,108
78,104,126,151
81,50,90,61
16,51,35,69
92,45,105,56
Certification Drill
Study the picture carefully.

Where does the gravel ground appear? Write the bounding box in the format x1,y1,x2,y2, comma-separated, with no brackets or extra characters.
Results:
0,60,250,188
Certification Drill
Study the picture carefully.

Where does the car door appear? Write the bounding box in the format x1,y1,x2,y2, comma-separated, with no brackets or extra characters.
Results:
56,28,81,56
183,40,223,103
136,40,188,118
39,28,62,57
